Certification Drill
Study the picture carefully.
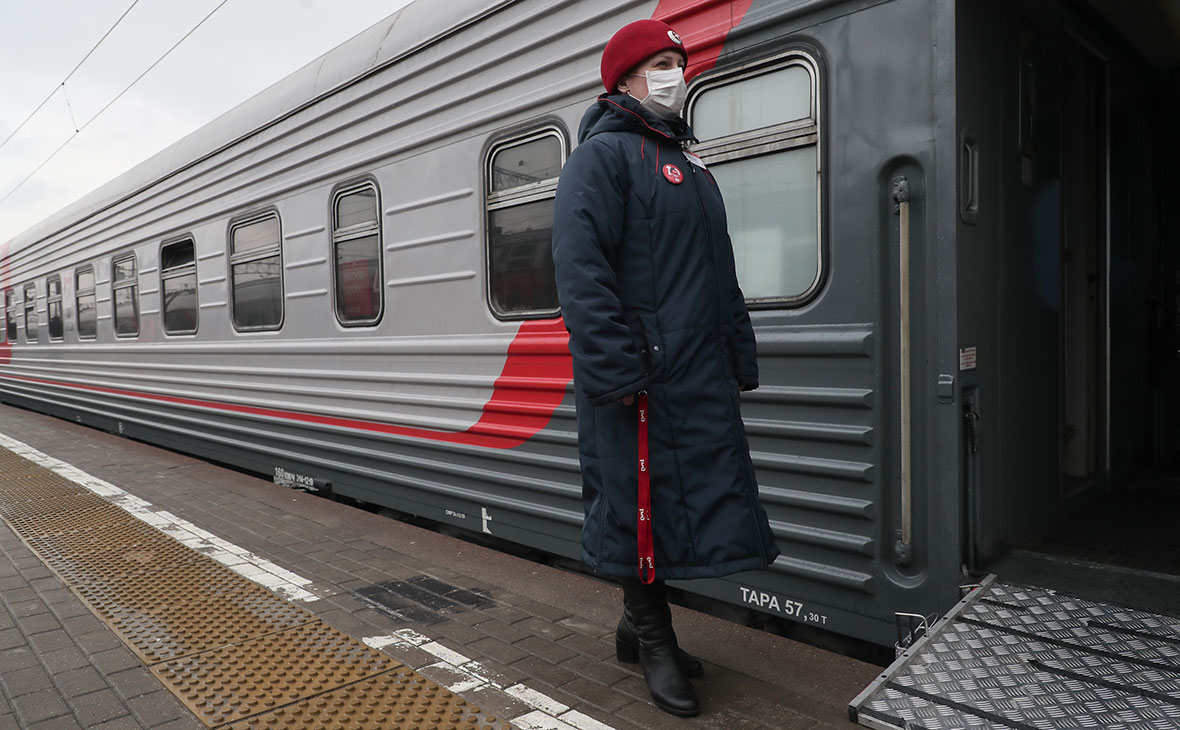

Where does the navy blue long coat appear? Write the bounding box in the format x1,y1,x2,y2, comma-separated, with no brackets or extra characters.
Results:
552,95,780,580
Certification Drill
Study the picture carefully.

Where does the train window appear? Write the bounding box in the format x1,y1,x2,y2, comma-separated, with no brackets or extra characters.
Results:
161,238,198,335
485,127,565,319
47,276,64,341
5,289,17,342
688,54,822,305
75,265,97,339
229,212,283,331
112,253,139,337
23,283,38,342
332,183,382,326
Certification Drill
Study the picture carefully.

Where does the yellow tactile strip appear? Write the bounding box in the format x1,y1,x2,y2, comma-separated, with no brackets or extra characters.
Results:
27,526,206,580
0,447,511,729
83,580,316,664
224,667,483,730
155,622,397,726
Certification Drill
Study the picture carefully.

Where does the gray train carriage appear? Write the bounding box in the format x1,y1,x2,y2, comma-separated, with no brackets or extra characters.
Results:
1,0,1177,651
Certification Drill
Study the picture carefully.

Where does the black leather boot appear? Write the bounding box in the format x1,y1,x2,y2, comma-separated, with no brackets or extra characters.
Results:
615,581,704,678
618,577,700,717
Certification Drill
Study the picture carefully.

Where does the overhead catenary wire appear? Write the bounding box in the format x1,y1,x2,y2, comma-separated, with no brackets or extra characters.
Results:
0,0,142,153
0,0,232,209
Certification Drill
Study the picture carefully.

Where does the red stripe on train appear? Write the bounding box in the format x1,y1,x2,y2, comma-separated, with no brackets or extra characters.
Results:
0,317,572,449
654,0,755,82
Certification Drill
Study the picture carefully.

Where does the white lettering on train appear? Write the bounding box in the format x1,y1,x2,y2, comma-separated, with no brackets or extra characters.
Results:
739,586,826,624
273,466,319,491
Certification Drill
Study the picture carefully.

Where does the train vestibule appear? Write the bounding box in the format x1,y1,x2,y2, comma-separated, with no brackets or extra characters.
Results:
955,0,1180,604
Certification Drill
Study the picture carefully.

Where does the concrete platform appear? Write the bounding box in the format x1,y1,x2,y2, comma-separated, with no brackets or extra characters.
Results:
0,403,879,730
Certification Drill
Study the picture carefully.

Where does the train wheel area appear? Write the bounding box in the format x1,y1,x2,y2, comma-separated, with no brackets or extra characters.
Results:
0,403,879,730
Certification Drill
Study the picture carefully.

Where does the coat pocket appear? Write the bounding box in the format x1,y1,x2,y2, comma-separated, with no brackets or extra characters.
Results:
638,313,666,381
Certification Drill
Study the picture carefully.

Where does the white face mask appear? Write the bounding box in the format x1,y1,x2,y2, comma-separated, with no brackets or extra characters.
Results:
637,67,687,119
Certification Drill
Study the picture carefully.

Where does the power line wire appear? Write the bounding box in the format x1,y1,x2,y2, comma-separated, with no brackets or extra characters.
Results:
0,0,142,153
79,0,231,137
0,0,232,209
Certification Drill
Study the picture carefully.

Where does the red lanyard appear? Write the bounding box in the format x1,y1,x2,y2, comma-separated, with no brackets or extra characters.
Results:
637,392,655,584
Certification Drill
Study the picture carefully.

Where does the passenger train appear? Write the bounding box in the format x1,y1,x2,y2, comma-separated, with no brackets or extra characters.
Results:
2,0,1177,647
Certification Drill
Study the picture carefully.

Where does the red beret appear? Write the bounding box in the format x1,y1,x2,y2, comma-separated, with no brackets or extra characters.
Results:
600,19,687,94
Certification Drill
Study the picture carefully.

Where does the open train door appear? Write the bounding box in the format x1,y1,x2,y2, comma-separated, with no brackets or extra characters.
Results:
851,0,1180,724
955,0,1180,574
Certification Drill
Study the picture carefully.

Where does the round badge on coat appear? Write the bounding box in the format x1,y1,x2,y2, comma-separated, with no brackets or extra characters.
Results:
662,164,684,184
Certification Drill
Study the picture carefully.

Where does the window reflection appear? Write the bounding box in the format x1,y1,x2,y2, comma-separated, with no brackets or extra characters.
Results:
162,274,197,334
47,277,63,340
486,130,563,318
112,254,139,337
75,267,97,339
693,66,811,139
161,240,198,335
231,214,283,330
710,149,819,299
489,199,558,314
23,284,37,341
491,137,562,192
4,290,15,342
232,257,283,329
690,58,821,303
333,186,382,325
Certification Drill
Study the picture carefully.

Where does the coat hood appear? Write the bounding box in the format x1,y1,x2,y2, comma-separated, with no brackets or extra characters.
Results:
576,94,697,146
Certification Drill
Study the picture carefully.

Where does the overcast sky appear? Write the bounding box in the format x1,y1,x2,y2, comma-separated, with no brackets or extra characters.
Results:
0,0,416,243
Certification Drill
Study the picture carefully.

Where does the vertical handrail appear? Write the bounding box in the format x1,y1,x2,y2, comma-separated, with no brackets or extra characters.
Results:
893,177,913,563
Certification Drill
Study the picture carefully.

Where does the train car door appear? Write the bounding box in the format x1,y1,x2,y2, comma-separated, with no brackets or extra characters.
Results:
956,0,1178,582
1059,33,1109,498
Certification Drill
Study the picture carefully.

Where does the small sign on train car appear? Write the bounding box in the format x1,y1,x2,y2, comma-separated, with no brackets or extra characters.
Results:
273,466,331,493
959,346,977,370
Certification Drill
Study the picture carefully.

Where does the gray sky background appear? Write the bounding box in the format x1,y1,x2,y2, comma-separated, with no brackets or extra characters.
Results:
0,0,415,243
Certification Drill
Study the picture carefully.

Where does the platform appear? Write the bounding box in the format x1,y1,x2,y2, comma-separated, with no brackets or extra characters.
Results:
0,404,877,730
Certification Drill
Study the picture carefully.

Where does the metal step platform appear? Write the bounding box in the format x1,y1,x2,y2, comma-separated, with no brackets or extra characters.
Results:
849,575,1180,729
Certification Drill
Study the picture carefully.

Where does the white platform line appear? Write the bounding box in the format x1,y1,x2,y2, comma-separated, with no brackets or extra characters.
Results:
0,432,320,602
364,628,620,730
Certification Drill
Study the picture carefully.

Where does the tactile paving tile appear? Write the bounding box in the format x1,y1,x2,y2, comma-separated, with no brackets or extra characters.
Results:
154,622,398,727
0,445,514,729
70,557,273,612
2,497,139,535
0,476,84,504
95,583,315,663
29,527,204,581
222,665,512,730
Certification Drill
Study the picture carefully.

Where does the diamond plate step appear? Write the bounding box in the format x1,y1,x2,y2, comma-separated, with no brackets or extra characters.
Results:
850,575,1180,730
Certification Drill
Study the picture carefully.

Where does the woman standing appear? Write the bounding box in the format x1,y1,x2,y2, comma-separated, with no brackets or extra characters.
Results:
552,19,780,718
